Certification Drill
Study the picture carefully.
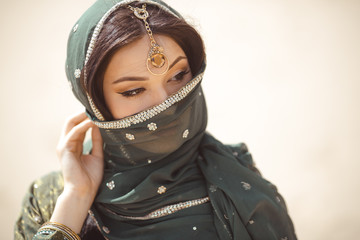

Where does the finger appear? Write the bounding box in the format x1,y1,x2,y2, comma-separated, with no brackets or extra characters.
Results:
64,119,93,144
63,112,89,136
90,125,103,159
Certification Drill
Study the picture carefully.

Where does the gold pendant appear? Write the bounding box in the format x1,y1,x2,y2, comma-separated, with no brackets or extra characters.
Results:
147,44,169,75
151,53,165,68
129,4,169,75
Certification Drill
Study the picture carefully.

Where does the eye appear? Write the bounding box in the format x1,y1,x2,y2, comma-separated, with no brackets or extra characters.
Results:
118,88,145,97
170,69,190,82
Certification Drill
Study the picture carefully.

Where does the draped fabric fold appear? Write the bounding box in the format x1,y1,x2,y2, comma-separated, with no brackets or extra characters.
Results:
198,135,297,239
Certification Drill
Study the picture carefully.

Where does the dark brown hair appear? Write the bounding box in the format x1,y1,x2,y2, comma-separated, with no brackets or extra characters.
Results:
82,2,206,120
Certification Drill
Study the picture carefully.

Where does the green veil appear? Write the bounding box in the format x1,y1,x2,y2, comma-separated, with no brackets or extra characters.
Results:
65,0,297,239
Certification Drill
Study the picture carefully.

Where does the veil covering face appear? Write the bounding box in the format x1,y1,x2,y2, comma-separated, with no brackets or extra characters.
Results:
65,0,297,239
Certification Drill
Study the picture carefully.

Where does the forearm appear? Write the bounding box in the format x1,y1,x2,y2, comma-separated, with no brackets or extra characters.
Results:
50,189,94,234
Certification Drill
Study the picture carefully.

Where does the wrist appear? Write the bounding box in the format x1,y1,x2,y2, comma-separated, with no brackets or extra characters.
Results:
50,189,96,233
63,183,98,200
60,188,95,207
36,222,80,240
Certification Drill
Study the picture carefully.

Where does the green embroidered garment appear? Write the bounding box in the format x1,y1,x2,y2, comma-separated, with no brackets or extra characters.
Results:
14,140,295,239
15,0,297,239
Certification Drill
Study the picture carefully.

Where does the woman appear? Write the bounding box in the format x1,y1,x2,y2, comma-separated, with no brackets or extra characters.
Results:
14,0,297,239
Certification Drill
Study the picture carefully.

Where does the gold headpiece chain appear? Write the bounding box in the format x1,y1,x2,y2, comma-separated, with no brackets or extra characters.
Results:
128,4,169,75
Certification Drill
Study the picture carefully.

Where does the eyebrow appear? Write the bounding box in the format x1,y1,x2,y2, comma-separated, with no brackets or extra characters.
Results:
112,56,187,84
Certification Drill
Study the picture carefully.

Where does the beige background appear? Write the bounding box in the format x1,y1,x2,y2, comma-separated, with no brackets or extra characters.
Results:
1,0,360,239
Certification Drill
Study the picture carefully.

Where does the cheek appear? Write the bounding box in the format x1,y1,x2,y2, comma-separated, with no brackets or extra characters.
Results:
104,93,149,120
167,75,193,94
106,96,137,119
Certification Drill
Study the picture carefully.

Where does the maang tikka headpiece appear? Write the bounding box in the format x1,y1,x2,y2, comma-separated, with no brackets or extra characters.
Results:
128,4,169,75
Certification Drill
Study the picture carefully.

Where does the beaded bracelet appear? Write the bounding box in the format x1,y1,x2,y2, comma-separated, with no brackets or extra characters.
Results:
36,222,81,240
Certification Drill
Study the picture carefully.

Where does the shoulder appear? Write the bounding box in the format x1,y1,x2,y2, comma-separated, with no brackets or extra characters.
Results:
21,172,63,220
32,171,64,198
15,171,64,239
31,171,64,220
225,143,261,176
200,133,261,176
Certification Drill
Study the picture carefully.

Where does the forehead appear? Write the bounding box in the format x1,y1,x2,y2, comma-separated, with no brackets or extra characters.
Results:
104,34,186,78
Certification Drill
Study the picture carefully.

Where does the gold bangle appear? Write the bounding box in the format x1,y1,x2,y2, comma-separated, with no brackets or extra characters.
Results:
39,222,81,240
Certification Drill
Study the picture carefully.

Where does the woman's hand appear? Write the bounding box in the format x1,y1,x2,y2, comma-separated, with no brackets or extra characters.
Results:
56,112,104,198
50,112,104,233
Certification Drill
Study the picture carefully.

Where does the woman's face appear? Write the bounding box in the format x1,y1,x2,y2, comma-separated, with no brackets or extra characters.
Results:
103,35,192,120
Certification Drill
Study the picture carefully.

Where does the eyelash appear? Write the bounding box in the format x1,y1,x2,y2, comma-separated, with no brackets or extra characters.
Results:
120,88,145,97
118,69,190,98
170,69,190,82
